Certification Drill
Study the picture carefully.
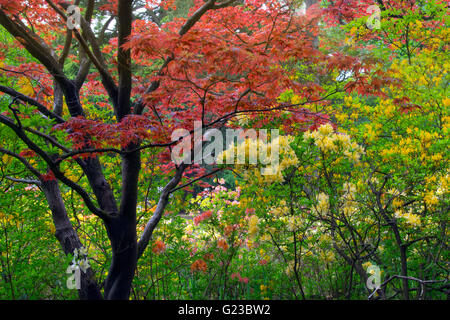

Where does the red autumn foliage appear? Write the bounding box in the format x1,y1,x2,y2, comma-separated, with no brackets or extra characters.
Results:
190,259,208,273
19,149,36,158
41,170,56,182
152,240,166,255
193,210,213,226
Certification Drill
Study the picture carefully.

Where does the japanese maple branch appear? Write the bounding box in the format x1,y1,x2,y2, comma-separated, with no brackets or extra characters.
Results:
2,175,41,186
74,15,114,89
137,163,188,259
0,9,86,117
23,127,70,153
0,9,119,219
0,147,42,178
0,115,107,218
44,0,119,107
116,0,133,120
58,29,73,65
0,85,65,124
179,0,238,36
169,168,223,194
206,90,341,129
53,1,110,69
55,140,179,163
134,0,237,115
133,56,173,115
132,94,339,157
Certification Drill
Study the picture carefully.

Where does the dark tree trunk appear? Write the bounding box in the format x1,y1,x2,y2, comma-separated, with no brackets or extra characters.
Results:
103,150,141,299
42,179,103,300
103,217,138,299
394,230,410,300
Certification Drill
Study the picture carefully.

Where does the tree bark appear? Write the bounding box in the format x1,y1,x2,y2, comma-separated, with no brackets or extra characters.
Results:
103,216,137,299
103,149,141,299
42,179,103,300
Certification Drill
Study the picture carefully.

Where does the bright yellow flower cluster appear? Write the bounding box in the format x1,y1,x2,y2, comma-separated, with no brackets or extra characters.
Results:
436,174,449,196
278,215,302,232
268,199,290,217
218,135,299,184
314,192,329,216
423,173,449,209
248,215,259,239
320,250,335,263
394,209,421,228
362,261,373,270
424,191,439,208
341,182,358,216
235,114,251,126
16,76,35,96
303,124,364,163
